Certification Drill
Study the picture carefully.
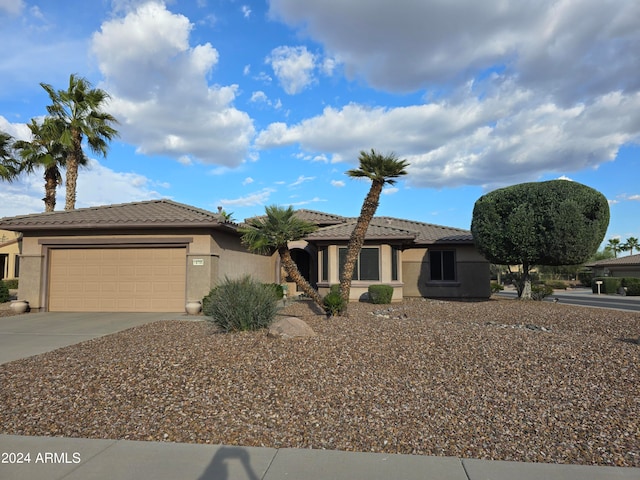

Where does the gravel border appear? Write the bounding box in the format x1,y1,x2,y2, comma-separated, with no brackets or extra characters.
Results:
1,298,638,466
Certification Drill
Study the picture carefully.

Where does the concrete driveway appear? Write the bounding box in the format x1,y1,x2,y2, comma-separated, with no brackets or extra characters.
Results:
0,312,191,364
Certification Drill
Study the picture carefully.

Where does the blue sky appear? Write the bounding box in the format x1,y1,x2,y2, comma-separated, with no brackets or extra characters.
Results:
1,0,639,251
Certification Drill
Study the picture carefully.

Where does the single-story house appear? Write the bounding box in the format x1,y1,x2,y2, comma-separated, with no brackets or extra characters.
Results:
0,200,490,312
0,229,21,281
585,254,640,278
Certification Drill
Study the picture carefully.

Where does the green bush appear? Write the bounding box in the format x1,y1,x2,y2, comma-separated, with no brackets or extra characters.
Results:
2,279,18,289
329,284,340,294
591,277,621,294
202,276,278,332
0,282,10,303
490,282,504,293
323,291,345,316
544,280,567,290
264,283,285,300
577,271,592,287
621,277,640,296
368,284,393,304
531,284,554,301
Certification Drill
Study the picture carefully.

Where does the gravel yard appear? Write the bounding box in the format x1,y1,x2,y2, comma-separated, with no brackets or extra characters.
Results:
0,298,638,466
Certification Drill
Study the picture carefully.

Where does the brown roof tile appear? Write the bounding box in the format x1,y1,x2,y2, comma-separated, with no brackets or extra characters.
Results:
0,199,232,231
586,253,640,267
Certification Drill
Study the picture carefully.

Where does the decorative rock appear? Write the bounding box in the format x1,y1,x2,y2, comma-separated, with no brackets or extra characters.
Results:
185,301,202,315
267,317,316,339
10,300,29,314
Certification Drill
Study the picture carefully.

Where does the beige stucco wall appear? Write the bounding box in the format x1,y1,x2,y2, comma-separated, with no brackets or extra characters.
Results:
402,244,491,299
0,230,21,280
16,228,276,311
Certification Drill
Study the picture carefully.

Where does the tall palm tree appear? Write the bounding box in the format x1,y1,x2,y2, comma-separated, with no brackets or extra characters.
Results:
0,132,20,182
239,205,323,307
340,150,409,309
13,119,72,212
40,74,119,210
622,237,639,255
607,238,622,258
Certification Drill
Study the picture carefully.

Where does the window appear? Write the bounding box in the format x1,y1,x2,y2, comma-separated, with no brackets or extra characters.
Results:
430,250,456,281
391,247,399,281
339,247,380,281
320,247,328,282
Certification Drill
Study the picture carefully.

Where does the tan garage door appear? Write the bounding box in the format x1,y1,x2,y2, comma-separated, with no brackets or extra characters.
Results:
48,247,186,312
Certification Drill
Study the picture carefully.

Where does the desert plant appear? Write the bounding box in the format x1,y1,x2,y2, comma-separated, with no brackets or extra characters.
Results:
2,278,18,289
621,278,640,296
0,281,10,303
264,283,285,300
531,284,554,301
323,291,345,317
368,284,393,304
202,276,278,332
490,282,504,294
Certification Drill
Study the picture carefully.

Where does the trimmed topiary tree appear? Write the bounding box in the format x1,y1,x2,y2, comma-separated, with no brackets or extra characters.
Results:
368,284,393,304
0,281,10,303
471,180,609,299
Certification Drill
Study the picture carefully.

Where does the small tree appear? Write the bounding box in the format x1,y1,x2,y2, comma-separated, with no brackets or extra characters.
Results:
0,132,20,182
621,237,639,256
607,238,622,258
471,180,609,299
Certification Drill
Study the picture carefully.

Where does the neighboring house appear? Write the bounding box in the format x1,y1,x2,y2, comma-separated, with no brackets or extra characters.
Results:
585,254,640,278
0,200,276,312
277,210,491,302
0,201,490,312
0,230,22,281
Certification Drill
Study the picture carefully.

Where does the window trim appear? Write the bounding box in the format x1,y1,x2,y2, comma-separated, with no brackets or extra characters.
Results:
338,246,380,281
429,249,456,282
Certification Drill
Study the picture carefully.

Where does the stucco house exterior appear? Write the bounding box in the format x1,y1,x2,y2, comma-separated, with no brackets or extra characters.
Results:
0,229,21,281
585,254,640,278
0,200,490,312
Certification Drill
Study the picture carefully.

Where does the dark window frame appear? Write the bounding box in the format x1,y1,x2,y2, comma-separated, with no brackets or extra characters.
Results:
338,247,380,281
429,250,456,281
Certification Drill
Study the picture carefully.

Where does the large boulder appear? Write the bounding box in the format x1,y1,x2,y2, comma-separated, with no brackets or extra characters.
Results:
268,317,316,339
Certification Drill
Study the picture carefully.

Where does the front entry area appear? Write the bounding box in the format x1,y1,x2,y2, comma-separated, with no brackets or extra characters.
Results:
47,247,186,312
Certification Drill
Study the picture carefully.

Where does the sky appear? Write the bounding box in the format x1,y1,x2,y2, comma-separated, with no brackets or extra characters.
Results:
0,0,639,251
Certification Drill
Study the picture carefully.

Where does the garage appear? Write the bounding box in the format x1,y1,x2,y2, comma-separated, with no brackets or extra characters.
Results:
48,247,186,312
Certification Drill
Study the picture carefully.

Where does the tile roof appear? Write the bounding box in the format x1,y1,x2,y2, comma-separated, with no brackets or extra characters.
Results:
0,200,233,231
585,253,640,267
305,219,417,242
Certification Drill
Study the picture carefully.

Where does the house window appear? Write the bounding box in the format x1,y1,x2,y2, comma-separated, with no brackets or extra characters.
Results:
391,247,399,281
320,247,328,282
338,247,380,281
430,250,456,281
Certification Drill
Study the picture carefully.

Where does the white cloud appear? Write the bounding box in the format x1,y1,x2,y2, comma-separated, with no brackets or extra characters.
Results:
241,5,251,18
331,180,345,187
266,46,317,94
242,177,254,185
382,186,399,195
288,196,326,206
219,188,275,207
0,158,163,217
243,64,251,75
289,175,315,187
0,0,24,15
257,84,640,189
250,91,268,103
627,194,640,201
91,1,254,167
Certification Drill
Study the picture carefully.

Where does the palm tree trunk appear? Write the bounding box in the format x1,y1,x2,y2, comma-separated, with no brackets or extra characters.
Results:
43,168,58,212
339,180,384,310
64,129,82,210
278,246,323,307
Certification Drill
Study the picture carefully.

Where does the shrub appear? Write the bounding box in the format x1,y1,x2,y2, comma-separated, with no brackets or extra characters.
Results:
329,284,340,294
0,282,9,303
490,282,504,294
368,284,393,304
544,280,567,290
577,271,592,287
264,283,285,300
531,283,554,301
323,291,345,317
202,276,278,332
621,277,640,296
591,277,621,294
2,278,18,289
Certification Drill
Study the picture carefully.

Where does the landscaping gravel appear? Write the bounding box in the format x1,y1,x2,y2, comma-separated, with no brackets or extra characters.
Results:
0,298,638,467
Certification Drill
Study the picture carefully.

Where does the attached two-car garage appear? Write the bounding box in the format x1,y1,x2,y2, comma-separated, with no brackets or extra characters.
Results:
48,247,186,312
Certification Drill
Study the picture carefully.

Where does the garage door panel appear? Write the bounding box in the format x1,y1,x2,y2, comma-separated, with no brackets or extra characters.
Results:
49,248,186,312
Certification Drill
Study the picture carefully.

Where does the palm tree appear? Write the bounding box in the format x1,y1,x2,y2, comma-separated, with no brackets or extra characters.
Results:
339,150,409,309
0,132,20,182
239,205,323,307
40,74,118,210
13,119,72,212
622,237,639,255
607,238,622,258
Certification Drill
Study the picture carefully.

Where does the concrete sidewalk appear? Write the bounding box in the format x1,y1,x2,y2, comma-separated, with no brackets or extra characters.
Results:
0,435,638,480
